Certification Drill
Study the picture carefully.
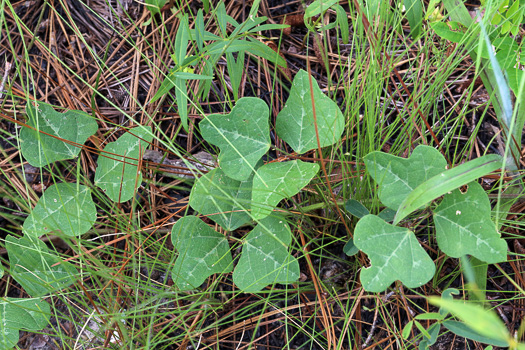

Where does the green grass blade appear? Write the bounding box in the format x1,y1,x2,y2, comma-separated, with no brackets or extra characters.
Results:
394,154,502,224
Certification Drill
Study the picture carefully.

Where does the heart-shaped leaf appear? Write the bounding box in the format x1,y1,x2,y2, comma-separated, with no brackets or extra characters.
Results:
251,160,319,220
364,145,447,211
20,101,97,167
94,127,153,203
0,297,51,349
233,215,300,292
189,168,252,231
200,97,270,181
354,214,435,292
6,235,78,297
22,183,96,238
275,69,344,154
433,182,507,263
171,216,233,290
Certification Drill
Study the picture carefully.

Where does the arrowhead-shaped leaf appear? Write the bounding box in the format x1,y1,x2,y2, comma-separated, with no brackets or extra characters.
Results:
171,216,233,290
94,127,153,203
20,101,97,167
364,145,447,211
233,215,300,292
433,182,507,263
0,297,51,349
22,183,96,237
189,168,252,231
251,160,319,220
354,214,435,292
6,235,78,297
275,69,344,154
200,97,270,181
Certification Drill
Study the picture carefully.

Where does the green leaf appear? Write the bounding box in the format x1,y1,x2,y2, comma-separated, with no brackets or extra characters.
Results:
414,320,431,339
415,312,445,321
94,127,153,203
189,168,253,231
343,238,359,256
404,0,423,39
174,14,189,66
232,38,287,67
276,70,345,154
226,51,245,101
233,215,300,292
429,297,510,345
430,22,466,43
433,182,507,263
22,183,96,237
200,97,270,181
304,0,338,19
150,69,212,105
171,216,233,290
20,101,97,167
172,72,213,80
354,215,435,292
394,154,502,224
0,297,51,349
344,199,370,218
251,160,319,220
426,323,441,346
378,207,396,222
6,235,78,297
216,2,227,37
145,0,166,15
402,320,413,339
175,77,189,131
195,9,205,51
443,320,509,347
335,5,349,44
364,145,447,211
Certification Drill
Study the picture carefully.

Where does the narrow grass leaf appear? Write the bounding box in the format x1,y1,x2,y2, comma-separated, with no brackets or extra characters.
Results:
7,235,78,297
365,145,447,211
233,215,300,292
23,183,96,237
394,154,502,224
433,182,507,263
354,215,435,292
200,97,270,181
251,160,319,220
20,101,97,167
189,168,253,231
94,127,153,203
171,216,233,290
429,297,510,345
276,69,344,154
443,321,509,346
